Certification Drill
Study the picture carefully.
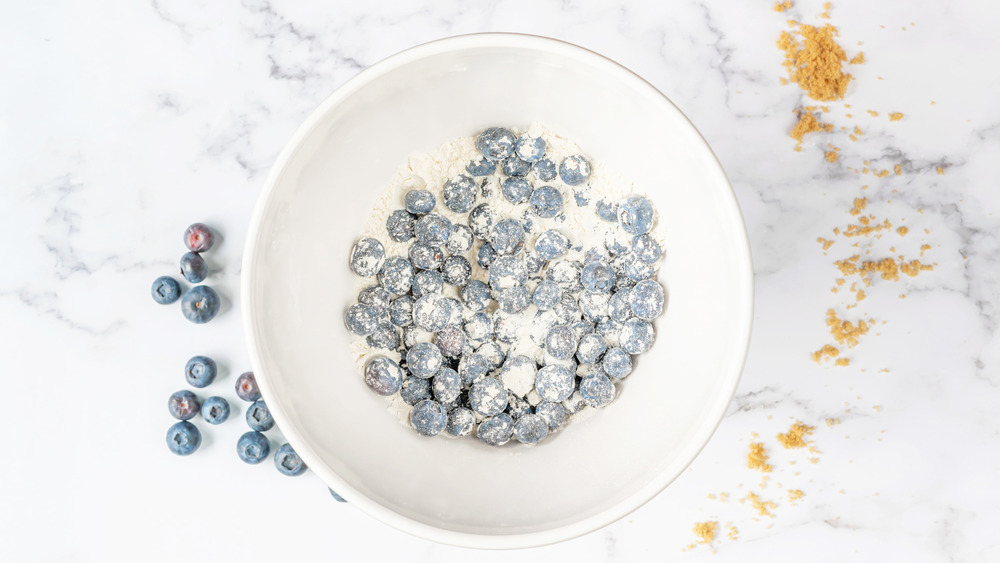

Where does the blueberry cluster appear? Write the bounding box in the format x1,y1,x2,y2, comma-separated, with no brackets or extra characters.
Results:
151,223,221,324
347,127,666,447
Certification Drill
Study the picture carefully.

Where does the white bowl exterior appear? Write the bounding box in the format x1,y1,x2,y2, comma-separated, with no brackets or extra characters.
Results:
243,34,753,548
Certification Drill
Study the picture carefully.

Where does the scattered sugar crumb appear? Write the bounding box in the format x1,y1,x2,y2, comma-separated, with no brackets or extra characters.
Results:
745,492,777,517
778,421,815,448
936,166,945,175
692,521,718,545
888,112,904,121
748,442,773,472
778,18,854,101
773,0,792,12
818,237,835,250
834,357,850,367
867,110,879,117
812,344,840,363
788,489,805,501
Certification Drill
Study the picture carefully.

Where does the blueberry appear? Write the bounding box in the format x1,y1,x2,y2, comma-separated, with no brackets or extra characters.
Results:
446,224,474,255
596,318,624,340
414,213,452,246
364,357,404,395
378,257,414,295
500,177,532,205
410,399,448,436
274,443,307,476
513,414,549,444
621,318,655,354
345,303,380,335
630,280,665,319
497,286,530,313
476,242,498,269
168,390,200,421
235,371,261,402
404,189,436,215
466,155,497,176
151,276,182,305
573,189,590,207
476,127,516,160
581,261,614,293
529,186,563,218
534,230,570,261
237,431,270,464
488,255,528,289
584,248,609,264
358,286,391,318
534,401,566,430
432,367,461,403
388,295,415,327
558,155,591,186
402,326,431,349
602,347,633,379
442,256,472,286
434,326,466,358
407,243,442,271
446,408,476,437
580,374,615,407
246,399,274,432
443,174,478,213
468,204,495,240
531,158,557,182
180,251,207,284
618,195,655,235
492,310,519,344
329,488,347,503
407,342,444,379
366,322,400,350
201,396,230,425
477,413,514,446
469,377,508,416
184,223,214,253
553,292,582,324
166,421,201,456
349,238,386,277
457,353,489,386
546,260,583,292
490,219,526,256
608,289,634,322
463,312,492,342
476,341,506,371
180,285,220,324
532,280,562,310
460,280,491,312
185,355,217,388
502,154,532,177
400,376,432,405
515,135,546,162
596,199,618,222
535,365,575,402
386,210,417,242
524,251,544,274
576,333,608,364
632,234,662,263
618,252,655,282
412,293,451,332
579,290,610,321
545,325,578,360
605,227,632,255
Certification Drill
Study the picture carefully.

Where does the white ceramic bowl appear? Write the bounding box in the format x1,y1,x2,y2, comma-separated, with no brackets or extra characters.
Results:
242,33,753,549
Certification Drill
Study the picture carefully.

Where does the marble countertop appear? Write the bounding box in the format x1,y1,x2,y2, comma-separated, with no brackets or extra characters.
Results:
3,0,998,560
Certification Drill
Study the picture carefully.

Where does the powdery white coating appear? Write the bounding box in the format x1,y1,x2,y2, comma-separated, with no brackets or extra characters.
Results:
499,355,538,398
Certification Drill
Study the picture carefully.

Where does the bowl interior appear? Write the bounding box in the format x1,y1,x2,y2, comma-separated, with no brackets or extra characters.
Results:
244,34,752,548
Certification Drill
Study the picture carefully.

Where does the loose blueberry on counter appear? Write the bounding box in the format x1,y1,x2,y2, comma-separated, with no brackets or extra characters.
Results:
460,280,491,312
476,341,506,371
476,127,516,160
410,399,448,436
581,261,614,293
443,174,478,213
545,325,578,360
596,199,618,222
168,390,201,421
388,295,415,327
490,218,526,256
604,227,632,256
532,158,557,182
463,312,492,342
151,275,182,305
329,488,347,503
476,242,498,270
502,154,532,177
435,326,466,359
442,256,472,286
349,238,386,278
558,155,591,186
632,234,662,263
513,414,549,444
358,286,391,318
608,289,634,322
446,408,476,437
477,413,514,446
201,396,231,425
404,189,436,215
179,252,207,284
535,401,567,431
532,280,562,311
364,356,404,396
378,257,415,295
466,155,497,176
535,365,576,402
181,285,220,324
407,342,444,379
386,209,417,242
400,376,432,405
432,367,462,403
446,224,474,254
580,374,615,407
534,230,570,261
458,352,491,385
408,242,443,271
488,255,528,289
618,195,655,235
579,290,610,321
469,377,508,416
367,322,400,350
235,371,261,402
237,431,271,464
413,293,451,332
345,303,380,335
529,186,563,218
497,286,530,314
246,399,275,432
602,347,633,380
576,333,608,364
166,421,201,456
468,204,495,240
500,177,532,205
620,318,655,354
185,355,217,388
414,213,452,247
630,279,665,320
515,135,546,162
184,223,214,253
274,443,307,476
411,270,443,298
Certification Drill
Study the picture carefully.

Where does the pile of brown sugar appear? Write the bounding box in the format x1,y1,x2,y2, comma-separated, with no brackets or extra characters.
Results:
778,21,853,101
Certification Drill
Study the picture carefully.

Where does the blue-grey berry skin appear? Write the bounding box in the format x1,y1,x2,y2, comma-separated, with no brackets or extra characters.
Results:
535,365,576,402
345,303,380,335
358,286,391,318
630,280,665,320
180,252,208,284
410,399,448,436
180,285,220,324
602,347,633,379
618,195,655,235
605,228,632,256
576,333,608,364
469,377,508,416
166,421,201,456
554,292,582,324
446,408,476,437
584,248,609,264
407,342,444,379
614,252,654,283
489,256,528,289
434,326,466,359
532,280,562,311
443,175,478,213
620,318,655,354
460,280,491,312
274,443,307,476
412,293,451,332
378,257,414,295
490,219,526,256
581,261,615,293
596,318,624,340
432,368,461,403
579,290,610,321
572,320,595,339
168,390,200,421
408,242,444,271
414,213,452,246
476,242,498,269
476,127,516,160
404,189,436,215
632,234,662,263
237,431,270,464
532,158,557,182
151,276,182,304
546,260,583,293
497,286,530,314
573,189,590,208
502,154,532,177
524,251,544,274
458,352,491,385
477,413,514,446
201,396,230,425
446,224,474,254
535,401,566,431
492,311,518,344
400,376,432,405
364,357,404,396
558,155,591,186
388,295,415,327
185,356,217,388
442,256,472,286
235,372,261,402
476,342,506,371
580,374,615,407
513,414,549,444
500,177,532,205
468,204,495,240
463,312,492,342
530,186,563,218
386,209,417,242
534,230,570,261
545,325,578,360
246,399,274,432
596,199,618,222
366,322,400,350
515,135,546,162
608,289,634,322
466,155,497,176
349,238,386,277
329,488,347,503
411,270,443,298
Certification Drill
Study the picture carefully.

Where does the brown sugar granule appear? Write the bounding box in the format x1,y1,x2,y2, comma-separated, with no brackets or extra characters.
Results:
726,523,740,540
692,521,718,544
936,166,945,175
849,197,867,215
745,492,777,517
825,150,839,162
788,489,806,501
843,218,892,237
894,164,903,175
778,21,853,101
834,357,850,367
897,226,909,236
876,169,891,178
920,244,931,256
856,289,866,301
773,0,792,12
867,110,879,117
812,344,840,363
820,1,831,18
747,442,773,472
825,418,840,427
888,112,904,121
900,259,934,277
826,308,871,347
849,51,865,64
778,421,816,448
791,108,834,147
817,237,835,250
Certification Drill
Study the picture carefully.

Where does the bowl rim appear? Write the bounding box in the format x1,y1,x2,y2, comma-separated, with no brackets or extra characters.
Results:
242,32,754,550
